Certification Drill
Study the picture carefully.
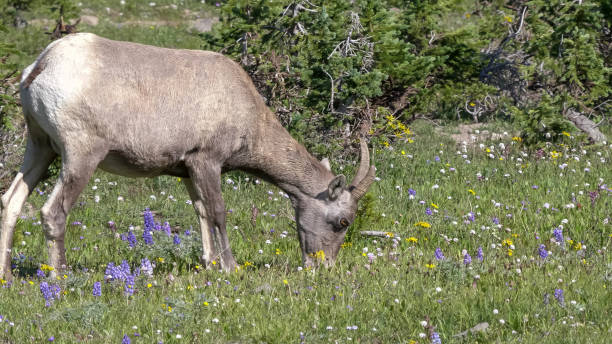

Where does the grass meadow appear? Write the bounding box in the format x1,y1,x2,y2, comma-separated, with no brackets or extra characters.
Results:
1,1,611,343
1,120,610,343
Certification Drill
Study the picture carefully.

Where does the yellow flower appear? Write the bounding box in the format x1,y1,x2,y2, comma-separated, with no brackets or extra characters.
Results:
0,279,6,285
147,283,152,288
177,177,182,182
550,151,562,159
504,15,513,22
414,221,431,228
465,13,471,19
275,248,282,255
243,261,253,267
195,265,201,270
502,239,513,247
28,281,34,285
312,250,325,261
283,279,289,285
406,237,418,243
407,138,414,143
468,189,475,195
562,131,571,137
212,260,217,265
168,306,172,312
203,301,209,306
341,242,352,248
425,263,436,269
486,148,491,153
507,249,514,256
157,257,165,263
469,102,476,107
385,232,394,238
187,285,194,291
401,150,406,155
40,264,54,272
512,136,522,142
383,141,389,147
431,203,439,209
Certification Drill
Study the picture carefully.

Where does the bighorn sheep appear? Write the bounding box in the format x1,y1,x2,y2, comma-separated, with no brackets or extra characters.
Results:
0,33,375,279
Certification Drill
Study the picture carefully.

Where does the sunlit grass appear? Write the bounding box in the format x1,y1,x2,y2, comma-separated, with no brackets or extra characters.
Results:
1,120,610,343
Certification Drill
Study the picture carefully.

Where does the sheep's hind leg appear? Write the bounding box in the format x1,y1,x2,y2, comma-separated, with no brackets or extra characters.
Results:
0,138,56,280
41,148,106,277
184,178,218,269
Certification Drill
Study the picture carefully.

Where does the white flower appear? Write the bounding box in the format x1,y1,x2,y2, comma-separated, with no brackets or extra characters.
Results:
176,334,182,339
420,320,428,327
419,333,426,338
493,309,499,314
212,318,219,323
499,319,505,324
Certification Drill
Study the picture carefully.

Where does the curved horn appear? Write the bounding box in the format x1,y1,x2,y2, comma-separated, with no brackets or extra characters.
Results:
350,140,370,188
350,140,376,200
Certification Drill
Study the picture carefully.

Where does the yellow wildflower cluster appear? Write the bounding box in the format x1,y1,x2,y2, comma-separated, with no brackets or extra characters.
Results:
275,248,282,255
341,242,352,248
562,131,571,137
406,237,418,243
550,151,562,159
311,250,325,261
425,263,436,269
568,240,583,251
414,221,431,228
512,136,522,142
502,239,513,247
385,114,412,139
40,264,54,272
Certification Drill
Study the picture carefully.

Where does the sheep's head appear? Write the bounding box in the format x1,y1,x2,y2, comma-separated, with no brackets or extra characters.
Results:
295,141,375,268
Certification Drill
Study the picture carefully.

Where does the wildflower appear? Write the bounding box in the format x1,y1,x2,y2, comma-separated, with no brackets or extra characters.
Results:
434,248,444,260
430,331,442,344
40,282,54,306
36,268,46,278
463,253,472,265
127,230,137,248
550,151,562,159
40,264,54,272
93,282,101,297
124,275,135,296
476,247,483,261
143,229,154,245
553,228,563,243
406,237,418,243
554,289,565,306
415,221,431,228
425,208,433,216
122,334,131,344
425,263,436,269
162,222,172,236
173,234,181,245
468,189,475,195
562,131,571,137
140,258,154,277
538,244,548,259
143,208,155,231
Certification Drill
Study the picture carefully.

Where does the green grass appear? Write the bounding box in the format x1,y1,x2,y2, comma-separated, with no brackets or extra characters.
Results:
1,120,610,343
1,2,611,343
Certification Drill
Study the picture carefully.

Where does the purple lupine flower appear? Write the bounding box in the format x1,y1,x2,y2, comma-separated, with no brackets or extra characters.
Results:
48,336,54,341
51,284,61,300
430,331,442,344
36,268,46,278
467,212,475,222
173,234,181,245
492,217,500,225
107,221,116,230
93,282,101,297
185,227,191,236
408,188,416,196
162,222,172,236
538,244,548,259
122,334,131,344
140,258,154,277
425,208,433,215
434,248,444,261
143,229,154,245
127,231,137,248
554,288,564,305
463,253,472,265
143,208,155,232
476,247,483,261
553,228,563,243
124,275,135,295
40,282,53,306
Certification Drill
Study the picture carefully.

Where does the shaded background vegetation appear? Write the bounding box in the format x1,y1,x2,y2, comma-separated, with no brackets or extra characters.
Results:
0,0,610,189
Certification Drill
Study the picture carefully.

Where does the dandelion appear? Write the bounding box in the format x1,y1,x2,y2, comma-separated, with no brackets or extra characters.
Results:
93,282,101,297
415,221,431,228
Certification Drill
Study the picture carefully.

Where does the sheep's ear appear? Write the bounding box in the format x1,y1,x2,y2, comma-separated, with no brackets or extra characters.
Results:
321,158,331,171
328,175,346,200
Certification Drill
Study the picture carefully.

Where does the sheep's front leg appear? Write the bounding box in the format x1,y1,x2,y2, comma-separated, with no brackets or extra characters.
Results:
41,149,106,276
186,161,237,272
